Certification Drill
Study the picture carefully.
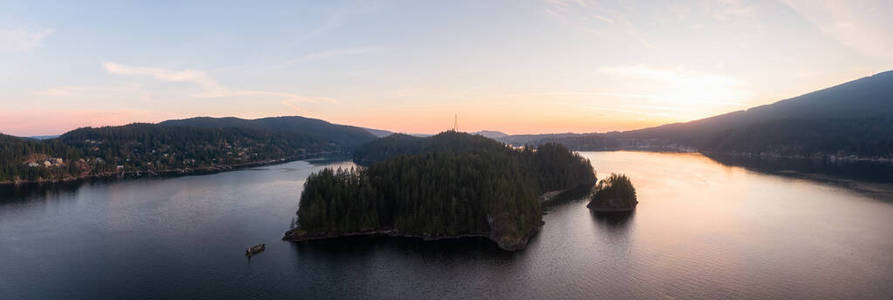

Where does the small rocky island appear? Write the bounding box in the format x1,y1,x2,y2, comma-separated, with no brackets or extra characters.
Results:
587,173,638,212
283,132,596,251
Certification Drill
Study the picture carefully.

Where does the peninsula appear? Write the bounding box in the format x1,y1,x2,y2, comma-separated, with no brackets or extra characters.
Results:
0,116,375,184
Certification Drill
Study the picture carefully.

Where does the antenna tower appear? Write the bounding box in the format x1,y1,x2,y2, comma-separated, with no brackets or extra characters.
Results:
452,113,458,132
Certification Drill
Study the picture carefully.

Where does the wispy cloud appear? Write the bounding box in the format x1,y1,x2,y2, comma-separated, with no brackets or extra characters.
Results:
104,62,219,90
593,15,615,24
282,46,385,66
782,0,893,60
288,2,378,44
542,0,656,49
712,0,757,21
543,0,766,52
0,28,54,52
292,9,349,43
544,0,587,9
103,62,335,105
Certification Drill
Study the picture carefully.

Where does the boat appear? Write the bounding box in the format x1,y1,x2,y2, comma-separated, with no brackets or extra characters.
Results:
245,243,265,257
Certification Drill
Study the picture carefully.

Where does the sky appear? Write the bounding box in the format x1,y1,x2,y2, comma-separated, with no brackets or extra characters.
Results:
1,0,892,136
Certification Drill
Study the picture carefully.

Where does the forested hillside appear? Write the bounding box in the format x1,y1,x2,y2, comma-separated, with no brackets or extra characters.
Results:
285,132,596,250
0,116,376,183
353,131,518,165
159,116,375,148
0,134,80,182
502,71,893,159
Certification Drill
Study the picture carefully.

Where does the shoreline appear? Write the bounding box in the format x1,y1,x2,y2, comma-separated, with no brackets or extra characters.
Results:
574,149,893,163
283,183,592,251
282,228,490,242
283,222,544,252
0,152,347,186
700,151,893,163
586,205,636,212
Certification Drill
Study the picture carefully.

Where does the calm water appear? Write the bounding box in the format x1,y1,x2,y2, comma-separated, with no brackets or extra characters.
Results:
2,152,893,299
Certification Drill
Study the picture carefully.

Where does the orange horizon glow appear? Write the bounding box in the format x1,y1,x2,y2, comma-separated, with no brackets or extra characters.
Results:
0,73,877,137
2,1,892,137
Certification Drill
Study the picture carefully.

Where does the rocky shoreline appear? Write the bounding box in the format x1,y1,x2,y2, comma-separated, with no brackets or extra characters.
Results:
282,222,543,251
586,203,637,212
282,184,592,251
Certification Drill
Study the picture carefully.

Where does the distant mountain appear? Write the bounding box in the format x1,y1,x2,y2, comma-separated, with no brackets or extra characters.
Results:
159,116,375,147
363,128,393,138
504,71,893,159
472,130,508,139
626,71,893,144
356,127,439,138
28,135,59,140
497,133,594,145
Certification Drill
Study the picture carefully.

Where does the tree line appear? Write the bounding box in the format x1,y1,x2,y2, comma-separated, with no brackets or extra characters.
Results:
0,122,361,182
296,132,596,242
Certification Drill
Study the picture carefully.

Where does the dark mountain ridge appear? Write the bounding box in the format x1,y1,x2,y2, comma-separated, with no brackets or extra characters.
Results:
627,71,893,139
159,116,376,148
501,71,893,159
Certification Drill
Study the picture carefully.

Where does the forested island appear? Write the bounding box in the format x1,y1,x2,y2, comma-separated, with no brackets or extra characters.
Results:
284,132,596,250
587,173,638,212
0,116,375,184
